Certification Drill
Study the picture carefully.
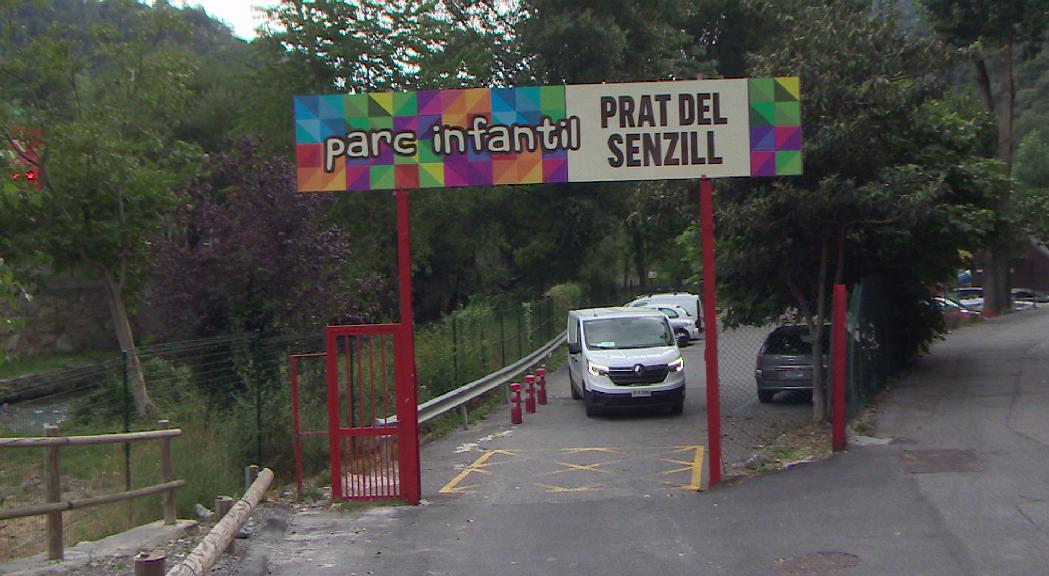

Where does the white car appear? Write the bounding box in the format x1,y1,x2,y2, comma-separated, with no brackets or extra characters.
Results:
637,304,700,344
955,287,1035,311
625,292,703,332
954,287,984,310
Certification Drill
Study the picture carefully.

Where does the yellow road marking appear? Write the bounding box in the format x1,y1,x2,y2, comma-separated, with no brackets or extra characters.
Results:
658,466,695,476
535,483,601,493
439,450,513,494
544,460,621,474
689,446,705,491
661,458,695,467
442,483,481,494
439,446,706,494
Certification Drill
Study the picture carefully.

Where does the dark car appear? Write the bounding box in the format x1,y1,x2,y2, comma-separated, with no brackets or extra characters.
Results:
754,325,829,403
1011,288,1049,305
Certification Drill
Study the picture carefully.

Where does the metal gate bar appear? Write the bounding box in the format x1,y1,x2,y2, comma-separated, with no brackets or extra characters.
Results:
326,324,418,501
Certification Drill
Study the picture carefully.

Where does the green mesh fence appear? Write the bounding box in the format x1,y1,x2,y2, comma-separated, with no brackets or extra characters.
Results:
0,296,564,561
846,277,902,419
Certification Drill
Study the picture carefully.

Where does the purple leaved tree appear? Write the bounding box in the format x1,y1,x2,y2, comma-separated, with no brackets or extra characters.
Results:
146,140,381,340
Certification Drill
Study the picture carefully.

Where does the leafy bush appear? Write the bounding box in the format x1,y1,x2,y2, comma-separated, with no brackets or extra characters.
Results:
546,282,585,310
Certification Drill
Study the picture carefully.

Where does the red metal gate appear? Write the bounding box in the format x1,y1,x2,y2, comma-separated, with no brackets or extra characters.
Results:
326,324,420,502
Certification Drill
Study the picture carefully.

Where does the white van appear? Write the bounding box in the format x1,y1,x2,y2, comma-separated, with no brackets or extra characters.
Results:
566,307,686,417
625,292,703,334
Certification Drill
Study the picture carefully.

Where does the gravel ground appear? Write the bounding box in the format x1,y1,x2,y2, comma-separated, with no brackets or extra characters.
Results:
35,519,241,576
4,502,302,576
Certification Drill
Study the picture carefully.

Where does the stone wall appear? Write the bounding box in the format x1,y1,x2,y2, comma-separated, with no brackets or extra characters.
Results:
1,275,116,358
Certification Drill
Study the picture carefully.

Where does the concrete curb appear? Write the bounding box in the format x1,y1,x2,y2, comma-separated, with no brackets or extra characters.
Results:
0,519,197,575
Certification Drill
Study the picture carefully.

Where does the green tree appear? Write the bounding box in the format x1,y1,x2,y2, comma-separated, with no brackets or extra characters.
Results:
0,255,25,365
921,0,1049,313
1013,129,1049,242
684,0,793,78
717,3,996,420
511,0,707,298
0,0,203,416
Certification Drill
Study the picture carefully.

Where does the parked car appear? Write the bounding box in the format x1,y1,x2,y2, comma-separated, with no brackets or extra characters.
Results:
954,287,1039,311
954,287,984,310
1011,288,1049,306
934,296,978,316
625,292,703,332
637,303,700,345
754,325,828,404
567,307,685,417
934,296,979,329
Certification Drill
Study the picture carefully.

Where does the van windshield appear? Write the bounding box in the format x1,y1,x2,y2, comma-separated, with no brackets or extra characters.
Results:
584,317,673,349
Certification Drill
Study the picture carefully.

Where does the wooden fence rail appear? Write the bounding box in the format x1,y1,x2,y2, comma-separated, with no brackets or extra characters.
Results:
0,420,183,561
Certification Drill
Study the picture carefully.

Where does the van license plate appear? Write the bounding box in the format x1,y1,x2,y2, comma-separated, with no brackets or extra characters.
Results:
631,389,652,398
782,370,805,379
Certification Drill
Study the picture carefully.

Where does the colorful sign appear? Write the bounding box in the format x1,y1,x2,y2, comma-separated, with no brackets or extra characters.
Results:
294,77,801,192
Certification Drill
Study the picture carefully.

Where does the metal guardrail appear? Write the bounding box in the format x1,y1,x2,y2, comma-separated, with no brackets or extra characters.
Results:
378,330,567,427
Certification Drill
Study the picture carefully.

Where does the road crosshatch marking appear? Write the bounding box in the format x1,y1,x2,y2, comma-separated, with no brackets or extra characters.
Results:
438,445,706,495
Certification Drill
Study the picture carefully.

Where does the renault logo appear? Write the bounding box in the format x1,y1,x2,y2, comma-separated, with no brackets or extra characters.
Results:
633,364,645,375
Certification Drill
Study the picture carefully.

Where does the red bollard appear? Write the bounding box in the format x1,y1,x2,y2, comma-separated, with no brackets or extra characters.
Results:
510,382,523,424
536,366,548,405
524,374,537,413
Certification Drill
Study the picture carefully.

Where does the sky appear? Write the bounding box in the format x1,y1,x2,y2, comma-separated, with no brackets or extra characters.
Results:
182,1,277,40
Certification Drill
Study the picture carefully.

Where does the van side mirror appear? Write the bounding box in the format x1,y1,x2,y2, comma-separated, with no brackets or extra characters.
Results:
567,341,581,355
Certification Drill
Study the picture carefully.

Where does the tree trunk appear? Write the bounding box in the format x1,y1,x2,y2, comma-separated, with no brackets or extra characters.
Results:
786,238,829,423
632,229,647,289
101,271,151,418
983,43,1016,315
809,239,829,422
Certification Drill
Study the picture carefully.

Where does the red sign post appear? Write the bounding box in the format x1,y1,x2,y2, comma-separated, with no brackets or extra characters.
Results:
700,177,722,487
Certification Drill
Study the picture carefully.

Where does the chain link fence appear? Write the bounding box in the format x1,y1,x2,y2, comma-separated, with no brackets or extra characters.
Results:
715,277,904,473
289,297,566,489
846,277,902,419
0,332,320,561
0,296,562,561
715,321,814,471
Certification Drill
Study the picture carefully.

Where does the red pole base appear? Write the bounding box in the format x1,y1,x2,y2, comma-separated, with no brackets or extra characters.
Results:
510,383,523,424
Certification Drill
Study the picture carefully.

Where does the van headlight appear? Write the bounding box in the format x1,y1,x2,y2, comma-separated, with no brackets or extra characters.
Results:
668,357,684,372
587,360,610,376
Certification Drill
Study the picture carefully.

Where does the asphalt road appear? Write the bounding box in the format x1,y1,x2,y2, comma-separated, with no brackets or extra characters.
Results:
416,323,808,504
250,308,1049,576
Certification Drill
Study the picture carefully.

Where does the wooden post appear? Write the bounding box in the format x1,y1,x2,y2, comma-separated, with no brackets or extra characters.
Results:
215,496,234,554
215,495,233,518
246,464,259,492
44,424,63,561
459,405,469,430
158,420,176,525
133,551,166,576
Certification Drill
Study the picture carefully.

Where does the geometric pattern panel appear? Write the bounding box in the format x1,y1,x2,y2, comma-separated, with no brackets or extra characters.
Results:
748,77,803,176
295,86,569,192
